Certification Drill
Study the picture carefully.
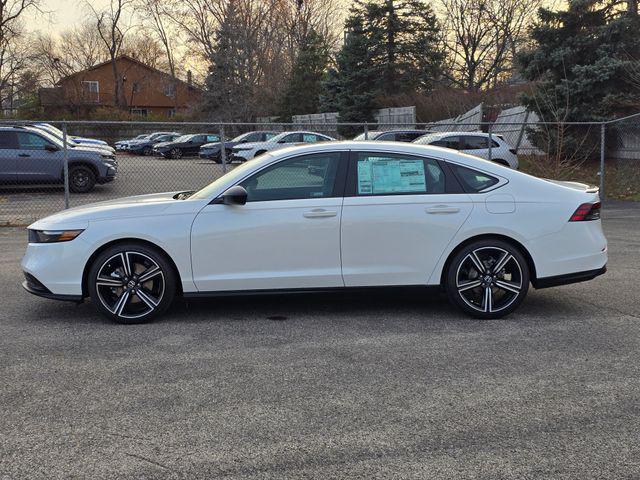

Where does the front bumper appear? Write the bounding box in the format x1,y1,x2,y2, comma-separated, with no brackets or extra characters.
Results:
22,274,83,302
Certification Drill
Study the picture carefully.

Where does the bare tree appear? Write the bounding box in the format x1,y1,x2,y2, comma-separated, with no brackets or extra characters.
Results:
136,0,180,107
0,0,43,110
440,0,542,91
85,0,134,108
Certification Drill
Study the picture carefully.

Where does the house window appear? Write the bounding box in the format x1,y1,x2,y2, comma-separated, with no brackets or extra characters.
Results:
168,108,177,118
163,83,176,98
130,108,149,117
82,81,99,102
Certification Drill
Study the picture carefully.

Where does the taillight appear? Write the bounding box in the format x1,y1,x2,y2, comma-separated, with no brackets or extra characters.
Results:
569,202,601,221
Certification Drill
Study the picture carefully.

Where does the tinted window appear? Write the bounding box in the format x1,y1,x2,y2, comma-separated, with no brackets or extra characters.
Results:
240,152,340,202
281,133,302,143
17,132,53,150
0,131,17,149
376,133,395,141
206,135,219,142
355,152,445,195
396,132,423,142
451,164,499,192
462,136,499,149
303,133,326,143
432,136,460,149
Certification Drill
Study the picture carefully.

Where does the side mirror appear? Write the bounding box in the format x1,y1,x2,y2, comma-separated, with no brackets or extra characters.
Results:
221,185,247,205
45,144,59,152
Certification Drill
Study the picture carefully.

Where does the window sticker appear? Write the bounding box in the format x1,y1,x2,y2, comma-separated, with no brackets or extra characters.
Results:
357,157,426,194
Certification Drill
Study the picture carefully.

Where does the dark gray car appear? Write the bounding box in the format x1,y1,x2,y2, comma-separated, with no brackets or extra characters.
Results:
0,126,117,193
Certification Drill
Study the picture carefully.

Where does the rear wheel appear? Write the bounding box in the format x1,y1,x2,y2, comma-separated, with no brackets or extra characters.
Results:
88,243,176,324
445,239,529,319
69,165,96,193
142,146,153,156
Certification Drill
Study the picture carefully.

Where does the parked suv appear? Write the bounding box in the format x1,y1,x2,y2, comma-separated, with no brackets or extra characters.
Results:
352,129,432,142
413,131,519,169
0,126,117,193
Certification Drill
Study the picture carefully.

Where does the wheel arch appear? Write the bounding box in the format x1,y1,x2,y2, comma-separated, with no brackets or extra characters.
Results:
491,158,509,167
81,237,183,298
61,160,99,181
439,233,537,286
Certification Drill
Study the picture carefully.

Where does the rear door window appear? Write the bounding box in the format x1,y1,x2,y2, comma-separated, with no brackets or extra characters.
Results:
353,152,445,195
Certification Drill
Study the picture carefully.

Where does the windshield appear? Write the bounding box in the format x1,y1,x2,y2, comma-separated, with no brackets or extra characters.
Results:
173,134,193,143
191,156,271,200
36,124,63,137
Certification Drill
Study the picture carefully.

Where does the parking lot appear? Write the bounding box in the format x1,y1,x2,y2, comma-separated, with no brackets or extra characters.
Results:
0,154,234,225
0,201,638,478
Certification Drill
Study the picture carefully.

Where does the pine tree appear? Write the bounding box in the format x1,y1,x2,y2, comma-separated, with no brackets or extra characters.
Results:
519,0,640,122
323,0,443,135
334,16,379,137
277,30,330,121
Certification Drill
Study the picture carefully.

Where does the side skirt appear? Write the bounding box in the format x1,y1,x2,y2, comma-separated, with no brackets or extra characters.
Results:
182,285,441,299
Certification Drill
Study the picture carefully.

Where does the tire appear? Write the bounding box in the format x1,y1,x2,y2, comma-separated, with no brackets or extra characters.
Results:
445,239,529,319
254,150,266,159
87,243,177,324
170,148,182,159
143,146,153,156
69,165,96,193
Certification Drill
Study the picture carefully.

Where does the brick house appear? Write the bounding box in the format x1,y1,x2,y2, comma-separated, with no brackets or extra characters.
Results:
39,55,203,118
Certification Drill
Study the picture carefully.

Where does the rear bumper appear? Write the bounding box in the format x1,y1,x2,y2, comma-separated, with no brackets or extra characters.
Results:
533,265,606,289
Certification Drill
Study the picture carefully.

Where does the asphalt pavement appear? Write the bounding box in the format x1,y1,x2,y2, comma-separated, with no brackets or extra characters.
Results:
0,201,639,479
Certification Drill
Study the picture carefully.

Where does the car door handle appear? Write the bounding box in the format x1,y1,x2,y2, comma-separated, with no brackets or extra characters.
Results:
303,208,337,218
18,154,30,157
426,205,460,214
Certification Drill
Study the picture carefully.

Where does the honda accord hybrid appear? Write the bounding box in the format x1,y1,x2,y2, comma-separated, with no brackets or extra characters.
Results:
22,142,607,324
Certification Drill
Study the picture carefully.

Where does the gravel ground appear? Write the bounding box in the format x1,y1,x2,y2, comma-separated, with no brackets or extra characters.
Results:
0,201,639,479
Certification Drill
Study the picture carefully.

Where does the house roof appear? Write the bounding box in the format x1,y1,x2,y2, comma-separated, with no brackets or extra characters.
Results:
56,55,202,91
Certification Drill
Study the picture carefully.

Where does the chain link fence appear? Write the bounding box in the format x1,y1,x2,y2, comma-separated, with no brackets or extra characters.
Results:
0,117,637,225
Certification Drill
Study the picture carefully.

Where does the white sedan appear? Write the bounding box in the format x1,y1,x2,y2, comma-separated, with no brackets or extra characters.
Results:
230,131,335,161
22,142,607,324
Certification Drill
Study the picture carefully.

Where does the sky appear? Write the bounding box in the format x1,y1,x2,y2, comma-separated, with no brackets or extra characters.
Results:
29,0,113,32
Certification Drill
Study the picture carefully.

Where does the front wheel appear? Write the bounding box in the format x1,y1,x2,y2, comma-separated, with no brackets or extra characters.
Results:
445,239,529,319
69,165,96,193
142,146,153,156
87,243,176,324
170,148,182,159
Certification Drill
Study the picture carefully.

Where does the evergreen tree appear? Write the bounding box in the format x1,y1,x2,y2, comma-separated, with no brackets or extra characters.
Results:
360,0,443,94
334,16,379,137
277,30,330,121
323,0,443,134
519,0,640,122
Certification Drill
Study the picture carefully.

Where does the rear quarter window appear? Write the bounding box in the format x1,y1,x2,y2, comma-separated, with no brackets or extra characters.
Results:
451,164,499,192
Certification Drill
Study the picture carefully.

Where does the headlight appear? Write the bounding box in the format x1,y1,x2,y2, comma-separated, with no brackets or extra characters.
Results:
101,154,115,160
233,147,252,152
28,229,84,243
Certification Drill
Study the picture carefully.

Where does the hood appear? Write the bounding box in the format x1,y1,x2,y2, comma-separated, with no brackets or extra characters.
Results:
73,137,107,145
69,145,113,156
29,192,187,230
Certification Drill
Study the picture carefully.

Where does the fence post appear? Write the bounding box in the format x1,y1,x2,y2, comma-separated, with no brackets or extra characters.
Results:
487,122,493,161
219,124,227,174
62,121,70,209
364,123,368,140
600,123,606,201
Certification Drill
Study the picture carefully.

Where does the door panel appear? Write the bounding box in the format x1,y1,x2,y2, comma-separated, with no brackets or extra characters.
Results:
190,151,347,292
15,132,62,181
191,198,344,291
341,151,473,286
